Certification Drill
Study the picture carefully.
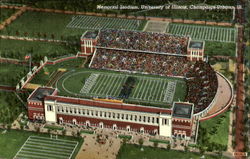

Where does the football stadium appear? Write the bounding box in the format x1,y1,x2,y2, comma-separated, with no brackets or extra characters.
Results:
26,29,233,140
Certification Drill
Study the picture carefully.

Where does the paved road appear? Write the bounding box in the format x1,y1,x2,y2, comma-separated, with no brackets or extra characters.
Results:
234,1,247,158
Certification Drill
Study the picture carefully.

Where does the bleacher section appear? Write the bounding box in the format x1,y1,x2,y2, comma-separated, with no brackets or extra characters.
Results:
97,29,189,55
80,74,99,94
185,62,218,113
163,81,177,103
90,49,192,77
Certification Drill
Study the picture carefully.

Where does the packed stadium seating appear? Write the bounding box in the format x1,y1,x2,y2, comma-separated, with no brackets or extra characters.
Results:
90,48,218,113
97,29,189,54
90,29,218,114
90,49,192,77
185,61,218,113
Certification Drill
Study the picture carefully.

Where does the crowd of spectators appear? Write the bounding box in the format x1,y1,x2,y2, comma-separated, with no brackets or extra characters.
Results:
185,61,218,113
90,48,218,113
97,29,189,55
90,49,192,77
90,28,217,113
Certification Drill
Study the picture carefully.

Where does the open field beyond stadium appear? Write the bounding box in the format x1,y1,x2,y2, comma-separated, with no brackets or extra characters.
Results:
0,8,17,23
2,11,84,39
0,63,28,86
167,23,237,43
0,39,75,61
56,69,186,108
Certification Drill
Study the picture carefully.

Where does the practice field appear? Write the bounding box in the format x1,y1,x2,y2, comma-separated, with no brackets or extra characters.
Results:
167,23,237,43
67,15,146,30
0,129,83,159
56,69,186,108
14,136,78,159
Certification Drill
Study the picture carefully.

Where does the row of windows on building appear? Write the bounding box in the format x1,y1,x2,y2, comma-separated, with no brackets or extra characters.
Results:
59,117,158,134
48,105,170,126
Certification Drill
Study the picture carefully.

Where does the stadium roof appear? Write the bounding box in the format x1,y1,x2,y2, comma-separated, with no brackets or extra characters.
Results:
188,41,204,50
28,87,56,102
172,102,194,119
82,30,99,39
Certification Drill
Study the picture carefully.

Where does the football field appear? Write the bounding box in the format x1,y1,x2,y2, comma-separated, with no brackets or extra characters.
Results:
167,23,237,43
67,15,145,30
14,136,78,159
57,69,186,107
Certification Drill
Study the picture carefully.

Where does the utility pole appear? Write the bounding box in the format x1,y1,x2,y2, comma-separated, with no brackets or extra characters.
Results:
29,53,32,72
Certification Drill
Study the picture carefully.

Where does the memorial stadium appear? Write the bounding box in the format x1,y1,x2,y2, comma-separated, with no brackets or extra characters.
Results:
27,29,233,140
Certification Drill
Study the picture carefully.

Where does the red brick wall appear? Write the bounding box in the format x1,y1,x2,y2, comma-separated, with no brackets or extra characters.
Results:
57,114,158,133
45,96,171,114
28,109,45,120
172,120,192,126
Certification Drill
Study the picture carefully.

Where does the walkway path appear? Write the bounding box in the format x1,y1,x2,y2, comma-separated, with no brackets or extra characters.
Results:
76,134,121,159
0,35,67,43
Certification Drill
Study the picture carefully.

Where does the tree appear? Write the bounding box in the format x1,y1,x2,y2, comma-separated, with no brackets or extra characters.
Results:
198,145,206,155
153,142,158,148
122,138,128,145
62,129,66,136
184,146,189,153
166,144,171,150
138,138,144,147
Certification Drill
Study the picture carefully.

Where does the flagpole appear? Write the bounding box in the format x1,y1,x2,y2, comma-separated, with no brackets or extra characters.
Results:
29,53,32,72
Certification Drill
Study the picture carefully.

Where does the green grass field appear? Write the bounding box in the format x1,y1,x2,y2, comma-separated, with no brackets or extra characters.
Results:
0,8,17,23
0,63,28,86
198,111,230,151
117,144,227,159
2,11,84,40
0,129,83,159
0,92,25,124
56,68,186,108
205,41,236,57
0,39,76,61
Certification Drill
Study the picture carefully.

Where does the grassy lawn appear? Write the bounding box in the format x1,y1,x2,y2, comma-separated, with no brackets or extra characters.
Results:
0,39,77,62
44,124,64,130
205,41,236,57
117,144,227,159
80,130,95,134
149,138,170,144
198,111,230,151
0,63,28,86
0,129,83,159
2,11,84,40
0,92,24,124
118,135,132,140
0,8,17,23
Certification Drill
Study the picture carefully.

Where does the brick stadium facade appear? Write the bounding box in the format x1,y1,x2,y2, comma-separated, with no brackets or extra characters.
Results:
27,87,196,140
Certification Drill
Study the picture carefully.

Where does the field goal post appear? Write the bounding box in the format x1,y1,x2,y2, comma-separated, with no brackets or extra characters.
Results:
50,134,58,140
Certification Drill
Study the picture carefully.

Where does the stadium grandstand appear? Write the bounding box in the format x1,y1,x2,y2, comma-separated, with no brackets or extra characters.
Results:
27,29,233,141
